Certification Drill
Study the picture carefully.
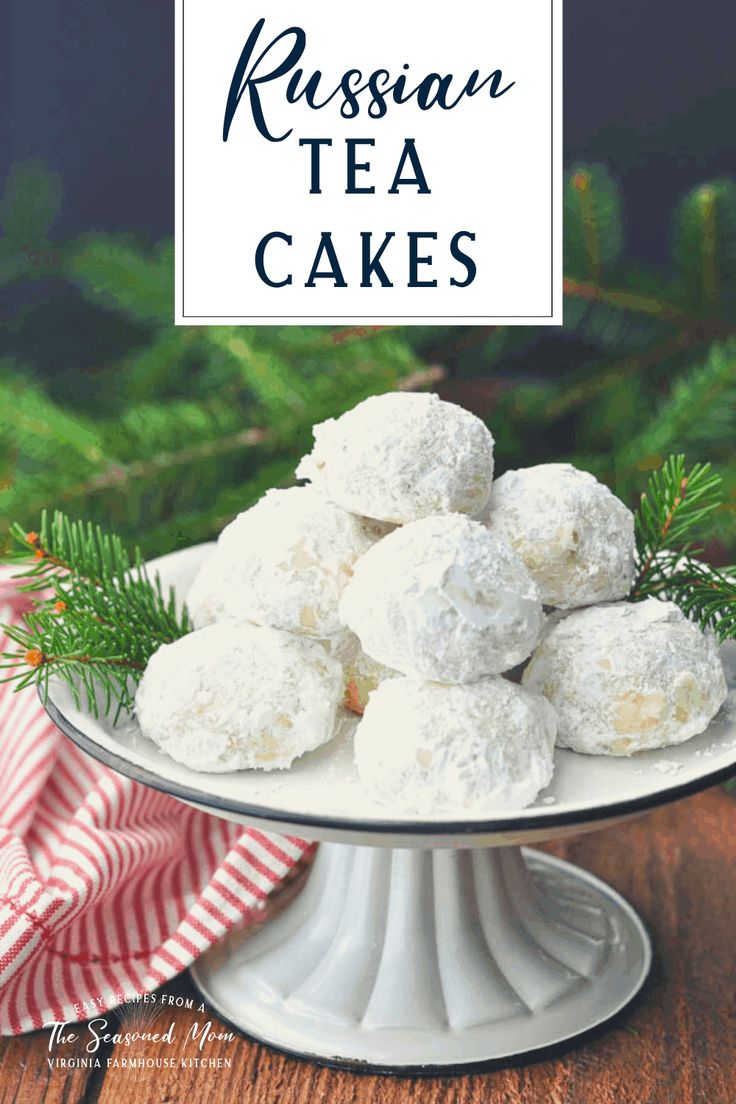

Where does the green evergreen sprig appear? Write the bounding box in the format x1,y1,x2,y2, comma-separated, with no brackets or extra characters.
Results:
633,456,723,574
7,511,134,591
631,456,735,638
645,555,736,641
1,511,191,720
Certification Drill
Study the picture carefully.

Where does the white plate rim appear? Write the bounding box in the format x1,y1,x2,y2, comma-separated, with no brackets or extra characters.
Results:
44,688,736,834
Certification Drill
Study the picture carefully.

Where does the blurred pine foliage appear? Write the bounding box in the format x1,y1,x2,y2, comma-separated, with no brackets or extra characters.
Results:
1,160,735,558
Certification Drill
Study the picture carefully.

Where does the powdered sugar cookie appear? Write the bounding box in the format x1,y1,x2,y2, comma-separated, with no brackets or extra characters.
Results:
355,677,556,813
522,599,727,755
136,622,343,772
339,514,543,682
482,463,635,609
297,391,494,523
187,485,378,638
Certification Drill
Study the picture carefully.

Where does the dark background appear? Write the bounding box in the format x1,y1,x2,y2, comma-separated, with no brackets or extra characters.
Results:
5,0,736,260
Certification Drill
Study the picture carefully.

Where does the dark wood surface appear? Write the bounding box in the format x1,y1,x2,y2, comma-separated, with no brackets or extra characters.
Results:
2,786,735,1104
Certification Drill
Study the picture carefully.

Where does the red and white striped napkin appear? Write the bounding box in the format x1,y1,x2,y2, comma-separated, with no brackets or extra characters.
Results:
0,575,312,1035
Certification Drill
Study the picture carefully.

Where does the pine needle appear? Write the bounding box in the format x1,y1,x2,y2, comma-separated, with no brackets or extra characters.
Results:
631,455,735,638
1,511,191,721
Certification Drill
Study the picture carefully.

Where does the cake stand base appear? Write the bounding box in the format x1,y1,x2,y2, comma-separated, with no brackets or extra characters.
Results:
189,843,651,1073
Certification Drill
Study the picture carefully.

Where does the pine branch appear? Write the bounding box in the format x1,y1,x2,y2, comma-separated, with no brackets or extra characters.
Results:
563,165,623,281
673,179,736,318
7,511,134,591
68,236,174,326
562,278,714,330
139,459,300,555
1,512,191,719
60,426,268,503
0,160,63,250
543,333,705,420
631,456,724,599
618,340,736,471
670,560,732,640
641,557,736,642
15,361,436,521
1,613,144,720
574,171,602,281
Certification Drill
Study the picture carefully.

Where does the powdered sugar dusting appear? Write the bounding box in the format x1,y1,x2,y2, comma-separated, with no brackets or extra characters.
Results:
297,392,495,523
187,485,377,638
355,677,556,814
135,622,343,772
523,599,727,755
340,514,543,682
481,463,635,609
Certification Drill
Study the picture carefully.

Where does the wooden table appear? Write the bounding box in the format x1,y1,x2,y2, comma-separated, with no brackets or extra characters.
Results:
2,786,735,1104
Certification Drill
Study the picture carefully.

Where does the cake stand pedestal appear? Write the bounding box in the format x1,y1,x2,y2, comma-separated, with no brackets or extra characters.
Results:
189,839,649,1072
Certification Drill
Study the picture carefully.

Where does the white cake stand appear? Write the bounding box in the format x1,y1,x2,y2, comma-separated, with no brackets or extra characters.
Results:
43,544,736,1074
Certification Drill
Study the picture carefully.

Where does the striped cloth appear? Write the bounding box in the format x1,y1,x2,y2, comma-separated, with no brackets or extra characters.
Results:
0,575,312,1035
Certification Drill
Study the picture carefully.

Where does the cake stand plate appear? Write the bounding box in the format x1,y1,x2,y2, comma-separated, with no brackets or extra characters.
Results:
42,543,736,1073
